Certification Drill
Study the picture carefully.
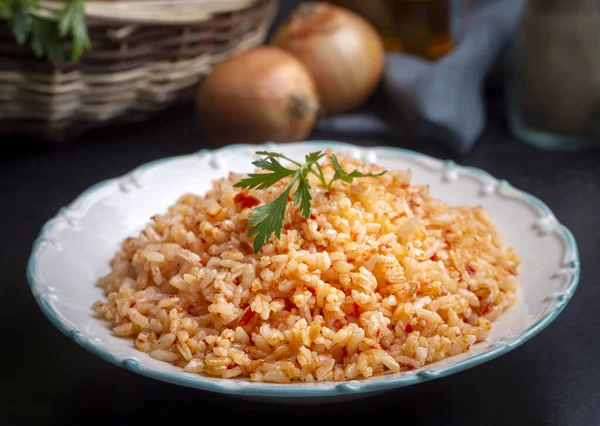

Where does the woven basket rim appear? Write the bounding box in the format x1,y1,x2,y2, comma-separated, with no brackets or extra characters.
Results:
37,0,262,25
0,0,278,142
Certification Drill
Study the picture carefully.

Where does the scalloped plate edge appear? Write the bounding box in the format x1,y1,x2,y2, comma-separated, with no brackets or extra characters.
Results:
26,141,580,398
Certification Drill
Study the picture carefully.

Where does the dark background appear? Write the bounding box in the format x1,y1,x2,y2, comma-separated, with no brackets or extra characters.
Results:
2,1,600,425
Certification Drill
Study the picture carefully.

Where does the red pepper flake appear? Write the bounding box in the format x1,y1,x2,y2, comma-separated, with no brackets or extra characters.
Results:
129,301,137,307
234,192,261,209
239,308,256,326
405,323,413,333
406,363,415,371
466,266,476,276
138,339,146,343
310,214,316,220
482,304,493,314
214,223,222,229
284,299,295,312
169,293,176,298
305,286,316,295
353,304,361,318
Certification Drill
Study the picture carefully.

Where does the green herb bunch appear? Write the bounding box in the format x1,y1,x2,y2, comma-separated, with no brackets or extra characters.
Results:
0,0,91,62
234,151,387,253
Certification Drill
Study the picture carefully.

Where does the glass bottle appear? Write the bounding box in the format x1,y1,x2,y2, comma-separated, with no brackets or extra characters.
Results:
328,0,453,60
506,0,600,150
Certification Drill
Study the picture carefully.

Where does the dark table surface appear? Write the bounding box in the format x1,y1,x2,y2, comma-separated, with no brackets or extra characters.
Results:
2,95,599,425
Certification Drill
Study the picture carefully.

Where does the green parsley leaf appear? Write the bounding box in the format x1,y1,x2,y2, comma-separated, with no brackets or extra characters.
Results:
329,154,387,183
4,0,90,63
305,151,326,164
0,1,13,18
247,179,296,254
292,166,312,218
57,1,75,37
235,151,387,253
234,158,295,190
10,9,30,45
58,0,90,61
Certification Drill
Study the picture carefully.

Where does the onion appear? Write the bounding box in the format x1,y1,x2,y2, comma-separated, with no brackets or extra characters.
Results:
196,46,319,145
272,2,385,115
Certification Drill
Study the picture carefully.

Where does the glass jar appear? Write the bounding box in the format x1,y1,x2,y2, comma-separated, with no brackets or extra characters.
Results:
506,0,600,150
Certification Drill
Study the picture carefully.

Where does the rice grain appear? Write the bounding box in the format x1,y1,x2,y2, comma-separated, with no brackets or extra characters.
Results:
94,152,521,382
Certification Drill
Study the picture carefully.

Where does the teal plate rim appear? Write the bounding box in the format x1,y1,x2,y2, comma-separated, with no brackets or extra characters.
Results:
26,141,580,398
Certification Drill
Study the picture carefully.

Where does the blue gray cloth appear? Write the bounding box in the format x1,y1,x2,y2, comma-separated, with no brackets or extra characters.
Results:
316,0,526,155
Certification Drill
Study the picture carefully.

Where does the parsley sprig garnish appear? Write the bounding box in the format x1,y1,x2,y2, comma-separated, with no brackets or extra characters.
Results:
234,151,386,253
0,0,91,62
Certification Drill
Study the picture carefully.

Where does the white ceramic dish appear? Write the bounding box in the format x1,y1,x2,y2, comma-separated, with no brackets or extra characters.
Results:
27,141,579,403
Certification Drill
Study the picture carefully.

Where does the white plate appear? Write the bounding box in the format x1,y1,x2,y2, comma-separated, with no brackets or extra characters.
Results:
27,141,579,403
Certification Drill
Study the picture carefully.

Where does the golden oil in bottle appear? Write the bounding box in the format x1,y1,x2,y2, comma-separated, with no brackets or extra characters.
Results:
329,0,453,60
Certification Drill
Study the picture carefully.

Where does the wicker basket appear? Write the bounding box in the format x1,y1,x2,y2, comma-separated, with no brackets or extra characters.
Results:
0,0,278,142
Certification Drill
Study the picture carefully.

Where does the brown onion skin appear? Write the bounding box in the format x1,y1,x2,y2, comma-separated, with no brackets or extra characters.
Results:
272,3,385,115
196,46,319,145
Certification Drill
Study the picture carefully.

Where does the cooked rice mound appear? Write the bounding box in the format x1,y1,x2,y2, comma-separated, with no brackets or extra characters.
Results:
94,153,521,383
